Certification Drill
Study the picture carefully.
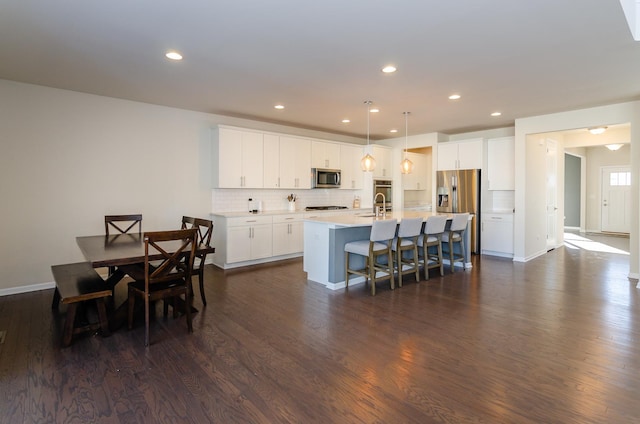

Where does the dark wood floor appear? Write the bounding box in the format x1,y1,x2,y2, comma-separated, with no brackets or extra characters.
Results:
1,238,639,423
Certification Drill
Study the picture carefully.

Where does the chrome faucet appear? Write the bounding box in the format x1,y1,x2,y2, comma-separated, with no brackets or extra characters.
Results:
374,192,386,217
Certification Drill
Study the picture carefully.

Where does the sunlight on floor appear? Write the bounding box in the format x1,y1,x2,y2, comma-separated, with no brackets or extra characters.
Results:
563,232,629,255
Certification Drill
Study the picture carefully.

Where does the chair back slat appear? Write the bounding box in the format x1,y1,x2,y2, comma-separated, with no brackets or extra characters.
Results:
144,229,197,290
105,214,142,235
370,219,398,242
181,216,213,247
450,213,470,232
397,218,423,238
425,215,448,235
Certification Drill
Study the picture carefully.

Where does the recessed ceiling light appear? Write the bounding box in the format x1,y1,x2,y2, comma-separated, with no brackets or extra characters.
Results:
342,119,350,123
390,129,398,133
370,108,380,113
274,104,285,110
588,126,607,135
165,51,183,61
382,65,397,73
449,94,461,100
491,112,502,117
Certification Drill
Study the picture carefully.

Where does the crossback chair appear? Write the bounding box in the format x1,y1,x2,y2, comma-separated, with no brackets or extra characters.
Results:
127,228,197,346
181,216,214,305
105,214,142,236
105,214,142,276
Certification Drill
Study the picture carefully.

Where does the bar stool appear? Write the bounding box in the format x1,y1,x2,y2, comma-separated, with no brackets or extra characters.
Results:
418,215,448,279
345,219,398,296
442,213,469,272
391,217,424,287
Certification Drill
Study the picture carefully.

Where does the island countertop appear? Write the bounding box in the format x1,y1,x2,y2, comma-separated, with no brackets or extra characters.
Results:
304,210,457,228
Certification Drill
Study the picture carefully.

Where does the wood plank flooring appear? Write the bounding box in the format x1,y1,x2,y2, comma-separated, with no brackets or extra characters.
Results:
1,237,639,423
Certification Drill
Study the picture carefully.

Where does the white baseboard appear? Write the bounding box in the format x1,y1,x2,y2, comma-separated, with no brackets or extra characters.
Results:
0,281,55,297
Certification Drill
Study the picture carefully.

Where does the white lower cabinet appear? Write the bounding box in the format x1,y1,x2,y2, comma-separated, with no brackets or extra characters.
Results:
224,216,273,264
272,215,304,256
481,213,514,257
212,213,308,269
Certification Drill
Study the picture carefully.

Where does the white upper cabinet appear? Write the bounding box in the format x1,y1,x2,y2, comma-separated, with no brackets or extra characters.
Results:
371,145,393,178
263,133,281,188
340,144,364,190
487,136,515,190
279,136,311,189
401,152,428,190
213,127,264,188
311,141,341,169
437,139,483,170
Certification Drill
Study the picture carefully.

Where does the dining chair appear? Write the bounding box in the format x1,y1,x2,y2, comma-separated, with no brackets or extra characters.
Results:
105,214,142,276
442,213,470,272
391,217,423,288
181,216,214,306
127,228,197,346
344,218,397,296
418,215,448,279
105,214,142,236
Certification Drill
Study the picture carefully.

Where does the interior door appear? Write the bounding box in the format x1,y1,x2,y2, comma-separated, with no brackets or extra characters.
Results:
601,166,631,233
546,139,558,250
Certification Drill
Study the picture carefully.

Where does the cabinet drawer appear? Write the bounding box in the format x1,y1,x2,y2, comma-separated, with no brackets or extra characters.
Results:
226,216,273,227
272,214,303,224
483,213,513,223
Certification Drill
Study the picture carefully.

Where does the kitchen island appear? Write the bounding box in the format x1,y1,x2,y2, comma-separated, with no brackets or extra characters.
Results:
303,211,472,290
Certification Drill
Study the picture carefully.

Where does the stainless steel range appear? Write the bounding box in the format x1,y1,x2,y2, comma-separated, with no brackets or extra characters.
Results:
305,206,348,211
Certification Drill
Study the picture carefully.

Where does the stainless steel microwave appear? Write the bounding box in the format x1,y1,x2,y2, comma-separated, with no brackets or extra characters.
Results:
311,168,341,188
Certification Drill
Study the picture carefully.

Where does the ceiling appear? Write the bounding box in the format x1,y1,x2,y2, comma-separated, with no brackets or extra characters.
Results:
1,1,640,140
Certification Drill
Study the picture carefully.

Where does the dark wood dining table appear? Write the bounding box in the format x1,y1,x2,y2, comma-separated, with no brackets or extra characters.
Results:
76,233,215,328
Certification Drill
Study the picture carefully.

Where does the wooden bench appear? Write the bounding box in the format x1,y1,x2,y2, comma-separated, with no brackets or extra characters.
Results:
51,262,112,347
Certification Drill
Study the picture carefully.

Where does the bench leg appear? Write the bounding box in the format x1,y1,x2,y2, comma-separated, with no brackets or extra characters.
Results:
62,303,78,347
95,298,111,337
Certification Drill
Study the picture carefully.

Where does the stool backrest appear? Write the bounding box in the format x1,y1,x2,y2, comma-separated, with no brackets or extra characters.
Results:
425,215,448,235
450,213,470,232
370,219,398,242
397,217,423,238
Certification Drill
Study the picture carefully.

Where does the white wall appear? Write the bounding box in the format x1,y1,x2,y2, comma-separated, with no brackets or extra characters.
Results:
0,79,362,293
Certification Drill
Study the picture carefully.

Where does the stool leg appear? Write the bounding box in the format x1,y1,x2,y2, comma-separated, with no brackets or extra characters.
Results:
438,241,444,276
413,245,420,282
344,251,349,288
369,254,376,296
460,236,466,270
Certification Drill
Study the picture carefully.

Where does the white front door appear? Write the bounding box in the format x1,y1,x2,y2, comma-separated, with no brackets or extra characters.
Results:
601,166,631,233
546,139,558,250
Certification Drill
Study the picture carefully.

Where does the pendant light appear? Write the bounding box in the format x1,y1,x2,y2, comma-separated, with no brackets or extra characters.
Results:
400,111,413,174
361,100,376,172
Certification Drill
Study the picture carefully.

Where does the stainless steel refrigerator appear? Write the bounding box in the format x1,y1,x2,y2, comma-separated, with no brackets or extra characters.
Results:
436,169,481,253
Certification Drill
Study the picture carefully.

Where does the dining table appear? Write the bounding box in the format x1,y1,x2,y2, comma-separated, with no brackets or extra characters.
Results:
76,233,215,328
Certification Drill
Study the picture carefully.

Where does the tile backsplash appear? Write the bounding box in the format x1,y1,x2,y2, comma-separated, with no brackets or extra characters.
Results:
212,189,365,213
